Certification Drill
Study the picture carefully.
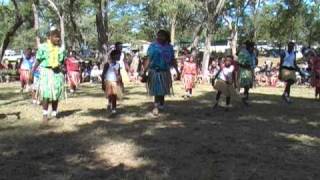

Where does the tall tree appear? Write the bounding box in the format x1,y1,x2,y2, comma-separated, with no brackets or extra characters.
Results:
32,0,40,48
202,0,226,74
46,0,65,49
95,0,109,62
0,0,29,62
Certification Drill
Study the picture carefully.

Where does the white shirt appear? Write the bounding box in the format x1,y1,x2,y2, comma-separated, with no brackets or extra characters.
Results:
282,51,296,68
119,52,125,69
218,65,234,82
105,63,120,81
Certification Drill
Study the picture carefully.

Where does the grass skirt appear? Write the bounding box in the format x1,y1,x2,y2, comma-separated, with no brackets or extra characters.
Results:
39,68,65,101
104,80,123,99
183,74,195,90
239,68,253,88
280,69,296,82
214,79,234,97
67,71,80,87
147,69,172,96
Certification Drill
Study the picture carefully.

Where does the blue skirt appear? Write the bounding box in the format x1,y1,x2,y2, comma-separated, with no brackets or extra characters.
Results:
147,69,172,96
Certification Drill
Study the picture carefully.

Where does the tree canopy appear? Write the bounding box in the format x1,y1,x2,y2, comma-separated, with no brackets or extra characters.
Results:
0,0,319,61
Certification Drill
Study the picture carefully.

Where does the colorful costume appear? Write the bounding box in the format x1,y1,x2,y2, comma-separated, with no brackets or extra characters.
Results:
214,65,235,97
36,41,66,101
104,62,122,98
147,42,174,96
20,55,35,84
65,56,80,88
182,61,197,90
238,48,254,88
280,51,297,82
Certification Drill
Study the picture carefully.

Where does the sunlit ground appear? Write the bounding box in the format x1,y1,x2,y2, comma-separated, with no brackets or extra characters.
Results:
0,82,319,179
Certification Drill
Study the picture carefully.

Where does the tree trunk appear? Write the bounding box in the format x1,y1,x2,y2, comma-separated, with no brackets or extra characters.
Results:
231,27,238,57
0,0,24,62
190,24,203,52
32,2,40,48
47,0,65,48
202,28,212,76
59,14,65,49
95,0,109,62
170,12,177,45
69,0,83,49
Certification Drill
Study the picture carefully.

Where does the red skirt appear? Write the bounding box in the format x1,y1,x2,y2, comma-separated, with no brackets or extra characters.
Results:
67,71,80,87
311,73,320,88
20,69,30,83
183,74,195,90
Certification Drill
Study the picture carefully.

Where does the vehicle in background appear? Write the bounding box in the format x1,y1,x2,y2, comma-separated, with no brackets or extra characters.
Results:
2,50,22,64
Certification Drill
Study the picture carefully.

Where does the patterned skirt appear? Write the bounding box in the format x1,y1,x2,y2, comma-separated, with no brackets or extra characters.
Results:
20,69,30,83
239,68,253,88
39,68,65,101
147,69,172,96
67,71,80,87
280,69,296,82
183,74,195,90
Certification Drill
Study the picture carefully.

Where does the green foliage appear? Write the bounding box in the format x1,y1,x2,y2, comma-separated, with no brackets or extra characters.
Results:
1,0,320,52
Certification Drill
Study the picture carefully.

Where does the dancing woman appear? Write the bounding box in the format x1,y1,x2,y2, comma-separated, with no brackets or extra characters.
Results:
31,28,66,122
279,42,301,103
144,30,175,116
238,41,257,106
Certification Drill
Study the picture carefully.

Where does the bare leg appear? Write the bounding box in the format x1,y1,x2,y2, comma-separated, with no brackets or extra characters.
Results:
42,99,49,122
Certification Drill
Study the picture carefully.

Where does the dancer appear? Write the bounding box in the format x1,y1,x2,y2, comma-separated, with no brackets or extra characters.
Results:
19,48,35,92
181,55,197,98
102,51,121,114
32,28,66,122
213,56,235,111
65,51,81,93
145,30,174,116
238,41,257,106
308,50,320,100
279,42,301,103
114,42,129,90
31,56,41,105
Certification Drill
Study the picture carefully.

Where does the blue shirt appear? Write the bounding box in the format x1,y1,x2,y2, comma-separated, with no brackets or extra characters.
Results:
147,42,174,71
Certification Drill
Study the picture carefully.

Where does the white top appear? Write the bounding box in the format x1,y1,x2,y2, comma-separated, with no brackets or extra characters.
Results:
218,65,234,82
118,52,125,69
282,51,296,68
105,63,120,81
20,56,34,70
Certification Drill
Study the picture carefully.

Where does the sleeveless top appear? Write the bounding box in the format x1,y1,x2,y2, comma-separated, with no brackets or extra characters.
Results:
282,51,296,68
20,56,34,70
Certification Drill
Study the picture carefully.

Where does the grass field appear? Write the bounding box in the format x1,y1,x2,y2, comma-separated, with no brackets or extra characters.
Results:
0,82,320,180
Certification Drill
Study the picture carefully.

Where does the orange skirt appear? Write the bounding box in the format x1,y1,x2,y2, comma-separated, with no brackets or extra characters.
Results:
104,81,123,98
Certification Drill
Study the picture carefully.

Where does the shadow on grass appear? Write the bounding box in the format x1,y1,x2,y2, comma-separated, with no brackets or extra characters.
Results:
0,90,320,179
58,109,82,119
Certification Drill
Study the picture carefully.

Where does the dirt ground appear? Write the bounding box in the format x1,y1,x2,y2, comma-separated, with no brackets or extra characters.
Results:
0,82,319,180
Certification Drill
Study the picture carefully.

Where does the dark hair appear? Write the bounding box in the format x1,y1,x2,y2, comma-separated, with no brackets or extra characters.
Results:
226,55,233,60
157,30,171,43
115,42,122,46
110,50,118,60
288,42,295,47
245,40,255,49
50,29,61,37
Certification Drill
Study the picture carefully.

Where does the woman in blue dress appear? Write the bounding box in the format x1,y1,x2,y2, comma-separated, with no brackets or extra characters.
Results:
145,30,175,115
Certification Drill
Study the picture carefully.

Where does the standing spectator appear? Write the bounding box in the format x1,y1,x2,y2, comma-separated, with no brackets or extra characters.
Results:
19,48,35,92
65,51,81,93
